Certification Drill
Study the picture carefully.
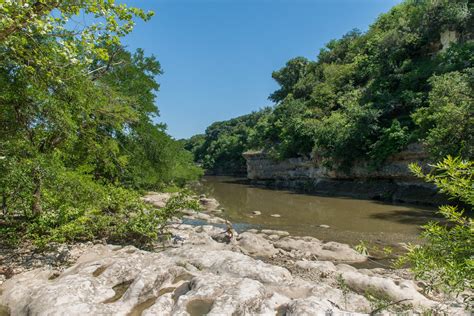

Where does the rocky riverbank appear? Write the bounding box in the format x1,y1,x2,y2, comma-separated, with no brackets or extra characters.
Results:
0,193,468,315
243,144,446,205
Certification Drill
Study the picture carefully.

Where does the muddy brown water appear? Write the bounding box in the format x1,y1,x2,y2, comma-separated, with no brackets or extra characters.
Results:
103,280,134,304
186,299,214,316
194,176,440,248
128,297,157,316
0,305,9,316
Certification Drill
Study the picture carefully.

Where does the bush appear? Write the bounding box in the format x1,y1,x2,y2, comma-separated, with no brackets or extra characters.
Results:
1,169,199,249
401,156,473,299
412,70,474,160
369,120,410,168
0,0,203,251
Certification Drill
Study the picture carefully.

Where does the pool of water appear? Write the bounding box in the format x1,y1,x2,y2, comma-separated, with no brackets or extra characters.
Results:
193,176,440,248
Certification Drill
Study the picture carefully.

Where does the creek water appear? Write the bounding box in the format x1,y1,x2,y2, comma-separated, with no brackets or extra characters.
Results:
193,176,440,248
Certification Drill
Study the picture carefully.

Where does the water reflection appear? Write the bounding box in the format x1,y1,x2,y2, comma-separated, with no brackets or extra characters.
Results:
193,176,439,247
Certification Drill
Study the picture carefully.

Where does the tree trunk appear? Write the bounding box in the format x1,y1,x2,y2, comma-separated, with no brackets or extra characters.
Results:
31,168,42,216
1,193,6,216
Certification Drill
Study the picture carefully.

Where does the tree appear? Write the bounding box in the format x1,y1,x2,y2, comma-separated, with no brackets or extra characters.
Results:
190,0,473,171
186,111,268,174
0,1,153,66
269,57,310,102
0,1,154,216
412,70,474,160
0,1,202,247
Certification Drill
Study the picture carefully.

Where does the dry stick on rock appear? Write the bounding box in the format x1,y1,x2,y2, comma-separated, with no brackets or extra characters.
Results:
369,298,412,315
219,220,234,244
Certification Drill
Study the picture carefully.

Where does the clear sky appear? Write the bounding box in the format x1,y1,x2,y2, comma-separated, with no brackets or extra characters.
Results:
122,0,401,139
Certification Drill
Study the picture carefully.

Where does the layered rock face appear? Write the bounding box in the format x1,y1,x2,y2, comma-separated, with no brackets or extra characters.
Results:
243,144,443,205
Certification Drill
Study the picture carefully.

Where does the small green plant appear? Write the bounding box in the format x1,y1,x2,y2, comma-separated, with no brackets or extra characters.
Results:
355,240,369,256
401,156,473,298
336,274,350,309
382,247,393,256
0,223,23,247
365,289,391,313
365,289,410,314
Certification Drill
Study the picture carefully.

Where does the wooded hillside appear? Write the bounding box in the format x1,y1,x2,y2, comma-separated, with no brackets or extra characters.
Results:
188,0,473,174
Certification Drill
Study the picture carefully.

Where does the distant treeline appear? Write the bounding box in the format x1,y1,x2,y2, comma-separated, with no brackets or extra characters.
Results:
186,0,473,174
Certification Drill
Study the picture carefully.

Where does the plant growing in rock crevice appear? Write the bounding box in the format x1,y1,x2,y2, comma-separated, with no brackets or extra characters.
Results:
336,274,350,309
364,288,411,315
355,240,369,256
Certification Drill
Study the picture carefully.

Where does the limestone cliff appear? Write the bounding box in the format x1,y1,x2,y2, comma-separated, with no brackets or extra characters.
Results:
243,144,443,205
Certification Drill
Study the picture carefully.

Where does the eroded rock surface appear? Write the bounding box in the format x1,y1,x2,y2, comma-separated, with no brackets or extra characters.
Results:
242,144,444,205
0,193,466,315
0,222,463,315
274,236,366,262
0,237,355,315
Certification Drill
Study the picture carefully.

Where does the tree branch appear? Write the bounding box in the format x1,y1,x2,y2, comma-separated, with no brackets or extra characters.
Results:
0,1,60,42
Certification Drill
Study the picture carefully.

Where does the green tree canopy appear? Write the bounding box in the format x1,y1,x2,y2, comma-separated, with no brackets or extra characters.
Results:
189,0,473,172
0,0,202,247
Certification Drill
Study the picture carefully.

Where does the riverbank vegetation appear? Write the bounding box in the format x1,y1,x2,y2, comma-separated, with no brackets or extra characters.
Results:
402,157,473,298
185,0,474,304
0,0,472,310
187,0,473,173
0,1,202,247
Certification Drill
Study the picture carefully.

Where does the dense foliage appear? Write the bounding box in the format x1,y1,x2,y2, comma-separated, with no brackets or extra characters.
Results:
0,0,202,247
188,0,473,172
402,157,473,300
185,110,271,174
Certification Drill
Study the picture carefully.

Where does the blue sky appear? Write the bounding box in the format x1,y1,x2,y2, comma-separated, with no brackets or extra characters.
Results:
123,0,401,139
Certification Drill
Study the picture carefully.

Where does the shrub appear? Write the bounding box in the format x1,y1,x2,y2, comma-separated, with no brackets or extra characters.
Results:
401,156,473,299
1,169,199,249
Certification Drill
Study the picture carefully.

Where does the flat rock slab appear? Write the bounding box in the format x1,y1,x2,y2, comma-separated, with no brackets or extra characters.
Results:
274,237,366,262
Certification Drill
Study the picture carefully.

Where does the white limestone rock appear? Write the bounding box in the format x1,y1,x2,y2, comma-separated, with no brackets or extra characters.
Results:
0,221,459,315
199,197,220,212
236,232,279,258
274,237,366,262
